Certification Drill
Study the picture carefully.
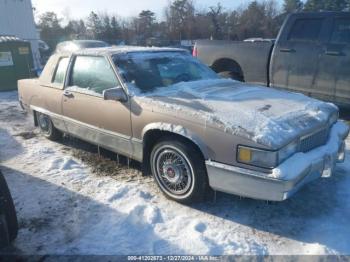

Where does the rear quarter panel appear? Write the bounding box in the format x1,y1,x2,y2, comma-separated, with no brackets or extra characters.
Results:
18,54,64,122
196,40,274,85
18,78,40,111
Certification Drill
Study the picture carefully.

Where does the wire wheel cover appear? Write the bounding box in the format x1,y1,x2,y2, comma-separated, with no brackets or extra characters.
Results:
154,146,193,196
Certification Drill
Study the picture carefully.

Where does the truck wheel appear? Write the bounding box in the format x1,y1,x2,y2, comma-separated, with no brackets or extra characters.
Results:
0,171,18,246
36,112,62,141
150,138,209,204
219,71,244,82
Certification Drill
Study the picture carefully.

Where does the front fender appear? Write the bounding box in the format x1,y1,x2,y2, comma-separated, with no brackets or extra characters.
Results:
141,122,213,160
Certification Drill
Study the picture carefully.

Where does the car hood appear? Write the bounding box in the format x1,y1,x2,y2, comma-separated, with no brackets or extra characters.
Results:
132,79,338,149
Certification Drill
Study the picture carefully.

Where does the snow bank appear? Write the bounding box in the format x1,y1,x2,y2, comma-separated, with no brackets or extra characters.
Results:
271,121,349,180
130,79,338,148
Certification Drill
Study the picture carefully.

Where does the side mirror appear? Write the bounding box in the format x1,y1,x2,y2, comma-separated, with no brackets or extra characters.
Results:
103,87,128,102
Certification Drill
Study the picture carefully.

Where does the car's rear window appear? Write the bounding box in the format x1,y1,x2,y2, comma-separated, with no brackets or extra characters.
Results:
52,57,69,85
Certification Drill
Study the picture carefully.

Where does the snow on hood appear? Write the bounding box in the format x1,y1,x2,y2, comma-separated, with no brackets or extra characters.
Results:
130,79,338,148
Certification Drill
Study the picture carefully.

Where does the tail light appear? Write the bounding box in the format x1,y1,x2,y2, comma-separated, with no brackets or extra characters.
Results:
192,45,198,57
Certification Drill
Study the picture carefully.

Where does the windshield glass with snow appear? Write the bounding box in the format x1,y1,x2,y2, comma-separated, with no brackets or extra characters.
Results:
113,51,219,93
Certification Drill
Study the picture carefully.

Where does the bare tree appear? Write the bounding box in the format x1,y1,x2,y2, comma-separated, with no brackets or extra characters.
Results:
208,3,227,40
165,0,195,41
283,0,303,13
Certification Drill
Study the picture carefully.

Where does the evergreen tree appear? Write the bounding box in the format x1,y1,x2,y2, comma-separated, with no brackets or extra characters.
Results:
138,10,156,41
86,12,103,39
111,16,121,41
102,15,112,42
38,12,65,49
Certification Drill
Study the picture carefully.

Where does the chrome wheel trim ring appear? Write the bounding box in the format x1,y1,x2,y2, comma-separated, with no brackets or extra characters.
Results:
152,145,195,199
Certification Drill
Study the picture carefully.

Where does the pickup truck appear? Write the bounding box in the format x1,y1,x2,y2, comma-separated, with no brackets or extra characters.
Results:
194,12,350,108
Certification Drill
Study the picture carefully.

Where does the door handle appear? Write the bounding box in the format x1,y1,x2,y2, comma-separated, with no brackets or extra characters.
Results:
280,48,296,53
325,50,342,56
63,90,74,98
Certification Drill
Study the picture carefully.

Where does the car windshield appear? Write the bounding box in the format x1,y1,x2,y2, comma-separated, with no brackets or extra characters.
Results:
113,51,219,93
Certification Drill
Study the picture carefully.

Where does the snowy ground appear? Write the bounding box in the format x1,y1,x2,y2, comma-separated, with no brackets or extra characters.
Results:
0,90,350,255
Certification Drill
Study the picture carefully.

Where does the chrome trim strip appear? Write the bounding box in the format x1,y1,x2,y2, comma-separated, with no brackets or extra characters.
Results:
205,160,276,181
65,86,104,98
30,105,143,161
205,160,286,201
30,105,131,140
299,126,329,141
131,138,143,143
106,54,131,97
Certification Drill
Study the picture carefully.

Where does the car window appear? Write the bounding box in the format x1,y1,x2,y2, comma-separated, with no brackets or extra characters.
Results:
52,57,69,84
113,52,219,93
69,56,119,95
330,18,350,44
288,19,323,42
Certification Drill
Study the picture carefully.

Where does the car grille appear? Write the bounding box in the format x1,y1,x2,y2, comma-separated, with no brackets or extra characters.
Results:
299,128,329,153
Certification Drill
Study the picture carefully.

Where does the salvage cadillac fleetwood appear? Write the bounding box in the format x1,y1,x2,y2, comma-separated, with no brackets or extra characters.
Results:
18,47,349,203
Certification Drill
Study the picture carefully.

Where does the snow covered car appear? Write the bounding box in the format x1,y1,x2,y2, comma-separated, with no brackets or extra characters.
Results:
18,47,349,203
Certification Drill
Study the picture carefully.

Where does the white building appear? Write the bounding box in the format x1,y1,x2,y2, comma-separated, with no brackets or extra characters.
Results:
0,0,41,68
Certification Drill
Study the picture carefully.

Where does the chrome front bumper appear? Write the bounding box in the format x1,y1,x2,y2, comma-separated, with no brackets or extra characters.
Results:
206,122,349,201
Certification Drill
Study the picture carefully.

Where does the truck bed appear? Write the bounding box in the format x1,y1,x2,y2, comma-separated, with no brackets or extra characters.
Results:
195,40,274,86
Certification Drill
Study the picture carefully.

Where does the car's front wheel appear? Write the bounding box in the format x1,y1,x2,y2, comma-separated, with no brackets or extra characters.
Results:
36,112,62,141
150,138,209,204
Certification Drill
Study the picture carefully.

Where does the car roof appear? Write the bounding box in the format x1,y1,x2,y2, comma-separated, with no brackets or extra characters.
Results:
55,40,110,52
58,46,188,56
58,40,108,45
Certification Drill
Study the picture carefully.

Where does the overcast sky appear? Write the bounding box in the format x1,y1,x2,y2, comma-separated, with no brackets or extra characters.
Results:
31,0,282,21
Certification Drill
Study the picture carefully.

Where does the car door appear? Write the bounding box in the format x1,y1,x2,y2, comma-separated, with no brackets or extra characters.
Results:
62,55,133,157
317,16,350,106
271,17,326,95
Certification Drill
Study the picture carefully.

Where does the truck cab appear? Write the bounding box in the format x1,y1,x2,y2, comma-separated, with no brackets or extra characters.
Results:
195,12,350,108
271,12,350,107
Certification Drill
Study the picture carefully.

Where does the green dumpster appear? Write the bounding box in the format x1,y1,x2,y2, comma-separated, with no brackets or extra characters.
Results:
0,36,35,91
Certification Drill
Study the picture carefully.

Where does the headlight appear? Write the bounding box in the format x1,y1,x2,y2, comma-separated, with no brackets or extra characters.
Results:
238,141,299,169
237,146,278,169
329,111,339,125
278,140,299,163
